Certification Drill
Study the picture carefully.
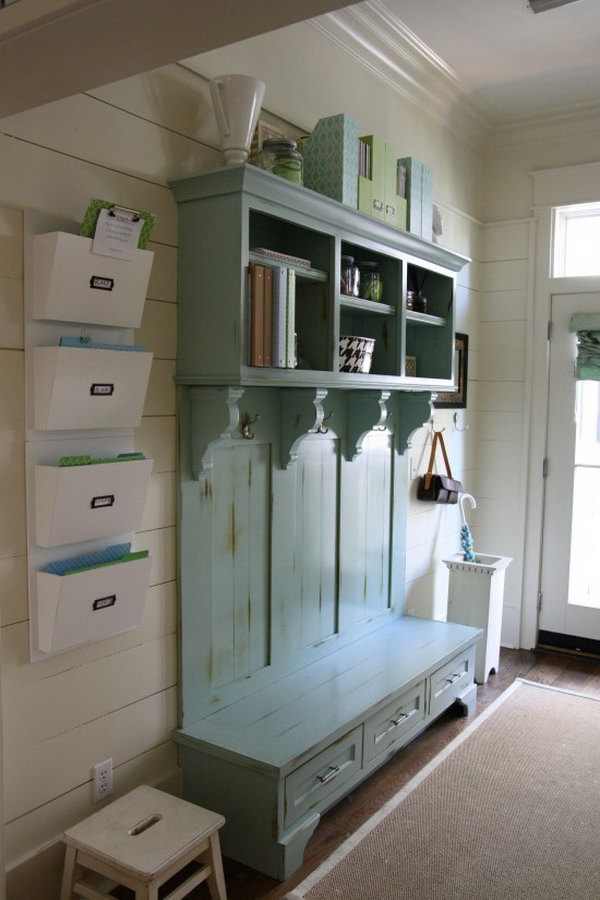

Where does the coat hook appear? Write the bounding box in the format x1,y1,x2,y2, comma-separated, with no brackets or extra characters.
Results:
316,410,334,435
453,412,469,432
241,413,260,440
432,424,445,434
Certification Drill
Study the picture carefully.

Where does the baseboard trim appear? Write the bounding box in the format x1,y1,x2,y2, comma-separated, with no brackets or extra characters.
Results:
538,630,600,660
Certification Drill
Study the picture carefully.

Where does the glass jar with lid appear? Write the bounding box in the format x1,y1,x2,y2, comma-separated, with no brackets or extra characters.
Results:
358,261,383,302
256,138,303,185
340,255,360,297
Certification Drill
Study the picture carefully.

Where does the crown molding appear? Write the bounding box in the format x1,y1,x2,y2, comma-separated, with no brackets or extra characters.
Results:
312,0,600,155
486,98,600,151
310,0,495,150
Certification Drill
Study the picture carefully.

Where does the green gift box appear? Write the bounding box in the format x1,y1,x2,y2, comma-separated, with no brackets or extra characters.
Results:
303,114,359,208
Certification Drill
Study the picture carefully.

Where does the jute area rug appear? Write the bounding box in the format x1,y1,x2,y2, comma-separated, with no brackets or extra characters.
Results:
287,679,600,900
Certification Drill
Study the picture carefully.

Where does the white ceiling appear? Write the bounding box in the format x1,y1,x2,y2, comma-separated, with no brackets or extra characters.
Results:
380,0,600,122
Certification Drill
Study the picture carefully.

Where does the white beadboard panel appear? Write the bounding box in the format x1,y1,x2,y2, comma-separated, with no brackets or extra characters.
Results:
454,285,479,344
435,205,481,261
500,602,520,649
88,64,222,149
404,565,449,621
456,259,481,293
478,409,523,443
482,221,531,262
479,321,527,382
140,471,176,532
473,496,519,533
135,416,176,473
472,524,523,563
2,580,176,691
5,741,179,877
0,348,24,430
0,472,25,560
134,526,176,587
406,505,457,551
0,134,176,246
5,685,177,821
467,349,479,382
477,440,523,501
0,276,24,349
0,93,219,188
4,633,176,753
0,205,24,279
0,554,27,627
143,358,176,417
147,242,178,302
405,530,461,584
138,299,177,360
480,289,528,323
481,258,529,293
478,379,526,413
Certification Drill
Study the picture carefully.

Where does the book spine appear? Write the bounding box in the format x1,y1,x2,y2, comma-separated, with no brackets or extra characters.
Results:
272,266,287,368
248,263,265,366
263,266,273,367
285,268,296,368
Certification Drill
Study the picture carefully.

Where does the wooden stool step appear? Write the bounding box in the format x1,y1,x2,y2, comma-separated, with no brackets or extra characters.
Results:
60,786,226,900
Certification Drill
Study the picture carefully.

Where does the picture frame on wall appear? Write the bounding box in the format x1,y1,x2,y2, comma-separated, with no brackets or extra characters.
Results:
433,332,469,409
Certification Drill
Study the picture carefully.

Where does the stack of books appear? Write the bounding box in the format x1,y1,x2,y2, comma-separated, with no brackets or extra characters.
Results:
248,262,297,368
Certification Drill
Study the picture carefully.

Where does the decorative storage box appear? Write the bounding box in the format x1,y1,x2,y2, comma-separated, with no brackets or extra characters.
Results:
33,346,153,430
34,458,153,547
302,113,359,208
33,232,154,328
359,136,406,229
397,157,433,239
35,553,152,654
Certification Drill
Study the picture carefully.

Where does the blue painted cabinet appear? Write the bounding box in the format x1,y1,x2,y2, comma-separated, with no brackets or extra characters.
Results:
170,166,481,879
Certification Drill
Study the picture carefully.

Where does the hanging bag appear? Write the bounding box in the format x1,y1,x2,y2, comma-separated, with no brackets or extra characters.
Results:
417,430,462,504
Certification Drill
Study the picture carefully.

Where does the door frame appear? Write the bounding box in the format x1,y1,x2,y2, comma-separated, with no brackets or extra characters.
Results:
521,162,600,648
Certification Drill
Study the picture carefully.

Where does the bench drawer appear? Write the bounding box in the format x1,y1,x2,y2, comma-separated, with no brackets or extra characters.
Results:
284,726,363,828
364,681,426,764
429,645,476,720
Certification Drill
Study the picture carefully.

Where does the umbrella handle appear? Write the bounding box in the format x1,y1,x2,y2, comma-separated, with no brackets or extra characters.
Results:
459,492,476,526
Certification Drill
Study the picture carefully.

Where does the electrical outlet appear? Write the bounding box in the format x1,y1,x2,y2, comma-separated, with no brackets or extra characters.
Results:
93,758,113,803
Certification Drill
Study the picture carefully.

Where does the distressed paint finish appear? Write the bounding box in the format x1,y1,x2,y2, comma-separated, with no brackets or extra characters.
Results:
294,435,339,649
210,442,271,687
339,430,392,628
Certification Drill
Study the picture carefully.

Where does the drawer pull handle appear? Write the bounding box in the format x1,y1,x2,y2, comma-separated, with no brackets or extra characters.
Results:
391,712,409,727
445,673,461,685
317,765,341,785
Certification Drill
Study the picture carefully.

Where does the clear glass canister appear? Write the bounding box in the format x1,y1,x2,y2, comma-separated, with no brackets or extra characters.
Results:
340,255,360,297
358,261,383,302
256,138,303,185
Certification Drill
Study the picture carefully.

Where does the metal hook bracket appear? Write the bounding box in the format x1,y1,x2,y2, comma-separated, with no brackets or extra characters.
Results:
241,413,260,440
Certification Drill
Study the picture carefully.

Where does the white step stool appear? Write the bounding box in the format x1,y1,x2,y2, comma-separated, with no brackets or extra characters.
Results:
60,785,227,900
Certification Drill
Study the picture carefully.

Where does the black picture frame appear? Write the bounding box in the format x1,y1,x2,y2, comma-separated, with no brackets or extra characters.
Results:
433,332,468,409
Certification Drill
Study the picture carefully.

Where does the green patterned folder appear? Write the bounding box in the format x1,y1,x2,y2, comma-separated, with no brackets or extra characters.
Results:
79,198,156,249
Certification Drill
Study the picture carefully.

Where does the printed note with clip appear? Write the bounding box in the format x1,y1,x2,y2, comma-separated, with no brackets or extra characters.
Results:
92,205,144,259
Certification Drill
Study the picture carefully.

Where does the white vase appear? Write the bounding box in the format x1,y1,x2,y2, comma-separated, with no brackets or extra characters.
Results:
209,74,265,166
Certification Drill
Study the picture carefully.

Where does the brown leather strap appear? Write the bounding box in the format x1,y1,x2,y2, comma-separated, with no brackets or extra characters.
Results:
424,430,453,488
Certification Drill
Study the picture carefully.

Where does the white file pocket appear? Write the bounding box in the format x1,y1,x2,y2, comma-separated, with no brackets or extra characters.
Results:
33,346,153,430
36,553,152,654
34,458,153,547
32,231,154,328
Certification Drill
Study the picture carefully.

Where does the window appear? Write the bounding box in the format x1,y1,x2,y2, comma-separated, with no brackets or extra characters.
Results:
553,202,600,277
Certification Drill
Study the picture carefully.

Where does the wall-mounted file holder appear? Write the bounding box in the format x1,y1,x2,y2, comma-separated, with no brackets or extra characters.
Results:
35,551,152,654
33,345,153,430
32,231,154,328
34,457,153,547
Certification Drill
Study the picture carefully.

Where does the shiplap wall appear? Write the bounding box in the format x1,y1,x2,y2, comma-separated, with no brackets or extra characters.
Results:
405,209,481,620
0,41,484,900
476,219,534,646
0,64,225,898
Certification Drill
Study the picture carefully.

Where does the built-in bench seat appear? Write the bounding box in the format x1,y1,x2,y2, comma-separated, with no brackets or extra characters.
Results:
174,615,481,880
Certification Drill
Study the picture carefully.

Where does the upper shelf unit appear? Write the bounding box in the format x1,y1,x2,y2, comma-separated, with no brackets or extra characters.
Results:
170,164,469,392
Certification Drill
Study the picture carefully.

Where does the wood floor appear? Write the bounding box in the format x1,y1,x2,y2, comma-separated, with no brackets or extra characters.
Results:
195,647,600,900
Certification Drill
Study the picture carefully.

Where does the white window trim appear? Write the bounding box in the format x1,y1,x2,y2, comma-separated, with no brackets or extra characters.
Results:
521,162,600,648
